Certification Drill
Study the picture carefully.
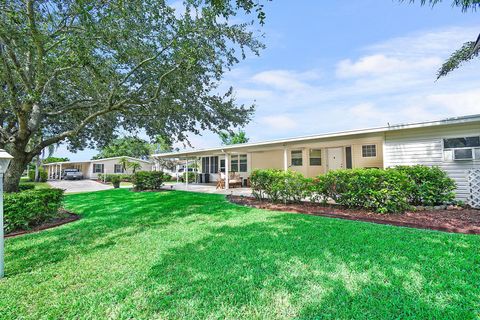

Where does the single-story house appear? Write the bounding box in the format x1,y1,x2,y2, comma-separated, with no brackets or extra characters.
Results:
153,114,480,201
44,156,152,180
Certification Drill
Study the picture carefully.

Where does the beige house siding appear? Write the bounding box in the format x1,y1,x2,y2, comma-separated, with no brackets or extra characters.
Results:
248,133,384,178
88,158,151,179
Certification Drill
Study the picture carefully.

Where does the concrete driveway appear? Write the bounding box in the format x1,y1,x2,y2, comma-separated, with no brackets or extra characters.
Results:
48,179,113,193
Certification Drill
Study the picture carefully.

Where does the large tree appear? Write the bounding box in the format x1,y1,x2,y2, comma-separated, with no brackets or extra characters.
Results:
403,1,480,78
0,0,266,192
92,137,151,160
219,129,249,145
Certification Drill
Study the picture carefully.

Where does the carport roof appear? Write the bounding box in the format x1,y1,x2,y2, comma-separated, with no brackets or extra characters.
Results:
43,156,151,165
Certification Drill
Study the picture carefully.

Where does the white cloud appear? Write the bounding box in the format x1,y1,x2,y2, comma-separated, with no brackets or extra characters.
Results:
336,54,441,78
260,115,298,131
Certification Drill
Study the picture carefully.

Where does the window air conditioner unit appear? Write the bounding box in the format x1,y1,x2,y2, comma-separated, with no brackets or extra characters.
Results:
453,148,474,160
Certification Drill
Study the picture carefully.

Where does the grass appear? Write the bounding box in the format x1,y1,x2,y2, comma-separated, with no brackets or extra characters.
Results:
1,189,479,319
19,176,51,190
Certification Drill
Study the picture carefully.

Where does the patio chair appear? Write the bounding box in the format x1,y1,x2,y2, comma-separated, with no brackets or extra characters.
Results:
216,172,225,189
229,172,242,188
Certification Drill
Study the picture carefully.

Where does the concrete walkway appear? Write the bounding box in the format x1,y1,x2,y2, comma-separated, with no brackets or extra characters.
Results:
164,183,253,197
48,179,113,193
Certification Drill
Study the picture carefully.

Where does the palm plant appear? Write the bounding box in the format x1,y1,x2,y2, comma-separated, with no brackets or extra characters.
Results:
128,161,142,173
119,157,130,172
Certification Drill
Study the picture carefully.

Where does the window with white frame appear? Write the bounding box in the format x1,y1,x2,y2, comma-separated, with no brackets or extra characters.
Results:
93,163,104,173
230,154,247,172
443,136,480,149
291,150,303,166
309,149,322,166
362,144,377,157
114,164,124,173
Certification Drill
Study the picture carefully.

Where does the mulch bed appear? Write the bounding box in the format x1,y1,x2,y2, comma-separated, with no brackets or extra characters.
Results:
5,209,81,238
228,195,480,235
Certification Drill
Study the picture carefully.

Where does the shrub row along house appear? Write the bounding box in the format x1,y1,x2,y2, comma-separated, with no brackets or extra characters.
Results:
43,156,152,180
153,114,480,202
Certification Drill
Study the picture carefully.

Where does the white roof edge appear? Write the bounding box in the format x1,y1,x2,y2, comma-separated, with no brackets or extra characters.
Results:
153,114,480,158
43,156,151,165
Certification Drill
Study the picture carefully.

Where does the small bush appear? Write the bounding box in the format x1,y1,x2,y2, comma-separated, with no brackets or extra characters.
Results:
394,165,456,206
18,184,36,191
181,172,197,183
4,188,64,233
315,168,412,213
98,173,132,183
250,169,311,203
132,171,167,191
109,175,122,188
28,168,48,182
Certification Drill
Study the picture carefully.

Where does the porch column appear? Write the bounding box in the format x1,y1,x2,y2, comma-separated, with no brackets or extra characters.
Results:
283,146,288,172
185,158,188,188
59,164,63,180
47,165,51,180
224,153,229,189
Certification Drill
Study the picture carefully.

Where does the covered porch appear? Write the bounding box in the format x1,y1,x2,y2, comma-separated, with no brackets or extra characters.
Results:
44,161,90,180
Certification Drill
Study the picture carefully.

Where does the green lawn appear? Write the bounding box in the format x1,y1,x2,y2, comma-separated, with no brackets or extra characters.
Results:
19,176,51,190
1,189,479,319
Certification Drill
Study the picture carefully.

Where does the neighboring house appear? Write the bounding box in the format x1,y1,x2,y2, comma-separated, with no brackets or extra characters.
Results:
152,158,197,178
44,156,152,180
153,114,480,200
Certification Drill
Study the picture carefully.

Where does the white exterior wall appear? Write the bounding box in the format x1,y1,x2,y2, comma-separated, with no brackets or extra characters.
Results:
87,159,152,180
384,123,480,201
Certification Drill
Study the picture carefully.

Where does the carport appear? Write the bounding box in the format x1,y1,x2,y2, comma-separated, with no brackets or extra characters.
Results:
44,161,89,180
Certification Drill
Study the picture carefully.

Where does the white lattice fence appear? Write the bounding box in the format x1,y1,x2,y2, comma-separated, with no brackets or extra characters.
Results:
468,169,480,209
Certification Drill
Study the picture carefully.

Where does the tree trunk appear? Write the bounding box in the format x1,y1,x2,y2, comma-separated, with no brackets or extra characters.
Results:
4,153,30,193
34,155,41,182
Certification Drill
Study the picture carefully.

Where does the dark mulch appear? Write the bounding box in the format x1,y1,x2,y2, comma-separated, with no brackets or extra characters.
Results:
5,209,81,238
228,195,480,235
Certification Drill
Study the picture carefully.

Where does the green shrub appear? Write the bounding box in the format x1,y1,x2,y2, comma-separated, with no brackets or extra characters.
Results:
18,183,36,191
181,172,197,183
314,169,412,213
98,173,132,183
4,188,64,233
132,171,167,191
109,175,122,188
28,168,48,182
394,165,456,206
250,169,311,203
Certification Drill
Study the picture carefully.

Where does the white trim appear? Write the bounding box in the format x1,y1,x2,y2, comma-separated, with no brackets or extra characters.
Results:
43,156,151,166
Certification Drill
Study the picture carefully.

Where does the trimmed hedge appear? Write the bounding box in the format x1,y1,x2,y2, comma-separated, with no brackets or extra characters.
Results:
132,171,168,191
250,166,456,214
4,188,64,233
316,169,412,213
394,165,456,206
28,168,48,182
251,169,312,203
18,184,36,192
98,173,132,182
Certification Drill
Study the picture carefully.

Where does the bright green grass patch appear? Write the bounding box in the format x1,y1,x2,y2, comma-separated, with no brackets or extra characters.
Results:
0,189,479,319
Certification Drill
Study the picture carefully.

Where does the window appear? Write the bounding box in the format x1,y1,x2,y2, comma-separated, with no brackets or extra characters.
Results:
239,154,247,172
93,163,104,173
114,164,124,173
230,155,239,172
220,159,225,172
202,156,218,173
362,144,377,157
291,150,303,166
309,149,322,166
230,154,247,172
444,136,480,149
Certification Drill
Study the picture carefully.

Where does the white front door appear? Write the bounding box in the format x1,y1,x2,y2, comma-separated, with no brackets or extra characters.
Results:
327,147,344,171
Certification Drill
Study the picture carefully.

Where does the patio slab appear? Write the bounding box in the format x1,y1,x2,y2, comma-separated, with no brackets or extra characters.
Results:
163,183,253,197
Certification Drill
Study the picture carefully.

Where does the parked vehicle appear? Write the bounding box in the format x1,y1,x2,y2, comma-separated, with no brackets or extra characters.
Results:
62,168,84,180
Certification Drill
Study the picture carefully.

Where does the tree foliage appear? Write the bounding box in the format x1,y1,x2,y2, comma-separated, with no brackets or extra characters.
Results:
42,156,69,164
0,0,266,191
219,129,249,145
402,0,480,78
93,137,151,160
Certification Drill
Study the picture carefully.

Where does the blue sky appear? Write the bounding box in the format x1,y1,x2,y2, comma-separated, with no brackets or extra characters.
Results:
58,1,480,160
